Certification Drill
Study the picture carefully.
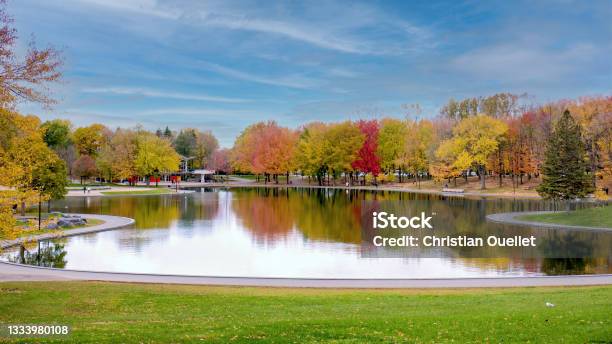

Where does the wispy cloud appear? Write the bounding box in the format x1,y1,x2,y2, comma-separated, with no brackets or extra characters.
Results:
198,62,319,89
70,0,431,55
82,87,249,103
451,43,599,82
201,14,367,54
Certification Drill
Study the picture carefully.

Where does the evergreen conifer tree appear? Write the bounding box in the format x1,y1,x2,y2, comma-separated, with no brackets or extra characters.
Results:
537,110,593,199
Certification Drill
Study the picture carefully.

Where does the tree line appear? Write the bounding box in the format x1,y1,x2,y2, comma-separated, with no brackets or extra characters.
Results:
230,94,611,199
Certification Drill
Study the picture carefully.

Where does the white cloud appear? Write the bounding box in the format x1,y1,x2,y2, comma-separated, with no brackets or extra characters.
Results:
452,43,599,82
198,62,319,89
69,0,430,55
81,87,249,103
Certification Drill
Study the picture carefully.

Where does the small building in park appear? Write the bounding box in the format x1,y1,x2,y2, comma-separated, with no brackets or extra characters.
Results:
192,169,215,183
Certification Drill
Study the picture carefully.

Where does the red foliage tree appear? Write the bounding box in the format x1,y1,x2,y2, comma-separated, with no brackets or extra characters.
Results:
208,148,231,174
351,119,381,179
72,155,97,184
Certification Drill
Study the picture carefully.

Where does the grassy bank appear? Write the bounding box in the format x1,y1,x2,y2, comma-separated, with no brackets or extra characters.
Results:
518,205,612,228
0,282,610,343
4,218,105,240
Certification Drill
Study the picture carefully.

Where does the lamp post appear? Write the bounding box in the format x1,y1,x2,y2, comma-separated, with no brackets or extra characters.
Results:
38,191,42,231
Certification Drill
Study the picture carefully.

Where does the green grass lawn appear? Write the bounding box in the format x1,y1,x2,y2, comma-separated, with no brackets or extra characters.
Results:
518,205,612,228
100,189,174,196
0,282,610,343
3,218,105,240
229,174,258,180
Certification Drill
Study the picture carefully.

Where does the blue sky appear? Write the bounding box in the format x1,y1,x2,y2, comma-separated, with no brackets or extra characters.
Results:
11,0,612,146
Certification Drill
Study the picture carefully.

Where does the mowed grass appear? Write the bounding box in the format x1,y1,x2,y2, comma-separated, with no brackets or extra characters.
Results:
100,189,174,196
519,205,612,228
0,282,610,343
3,218,105,240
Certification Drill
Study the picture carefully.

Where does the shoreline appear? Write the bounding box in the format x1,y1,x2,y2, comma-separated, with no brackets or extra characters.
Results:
1,261,610,287
66,182,543,200
486,211,612,231
0,213,135,249
1,213,610,288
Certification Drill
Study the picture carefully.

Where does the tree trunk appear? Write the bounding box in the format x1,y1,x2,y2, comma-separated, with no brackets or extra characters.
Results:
479,165,486,189
38,200,41,231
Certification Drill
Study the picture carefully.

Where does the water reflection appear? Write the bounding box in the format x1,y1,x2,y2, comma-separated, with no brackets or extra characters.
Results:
0,188,609,278
9,242,67,268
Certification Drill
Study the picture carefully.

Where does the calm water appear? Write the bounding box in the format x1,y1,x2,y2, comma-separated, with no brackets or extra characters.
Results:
3,187,611,278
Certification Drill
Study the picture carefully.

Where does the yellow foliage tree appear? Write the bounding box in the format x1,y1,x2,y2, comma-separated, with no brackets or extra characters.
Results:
0,109,61,238
435,115,508,189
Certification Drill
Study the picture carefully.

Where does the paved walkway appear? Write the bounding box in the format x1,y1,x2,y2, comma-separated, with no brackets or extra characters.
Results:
0,214,135,249
486,211,612,231
1,261,610,287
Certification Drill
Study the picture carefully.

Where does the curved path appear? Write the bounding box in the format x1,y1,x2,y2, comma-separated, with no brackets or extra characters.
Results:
0,262,610,287
486,211,612,231
0,214,135,249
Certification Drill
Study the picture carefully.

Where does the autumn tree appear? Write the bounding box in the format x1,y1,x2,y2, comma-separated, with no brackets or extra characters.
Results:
324,121,364,185
377,118,407,181
194,130,219,169
0,109,60,220
96,128,138,183
441,93,525,120
208,148,231,174
72,124,108,157
230,122,265,175
537,110,593,200
403,119,434,188
72,155,97,184
351,120,381,184
230,121,296,183
295,122,329,185
436,115,508,189
174,129,219,169
0,0,62,109
135,133,180,185
253,122,297,183
565,96,612,190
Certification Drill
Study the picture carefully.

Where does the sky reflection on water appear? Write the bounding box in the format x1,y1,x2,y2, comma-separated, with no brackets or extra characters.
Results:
4,188,610,278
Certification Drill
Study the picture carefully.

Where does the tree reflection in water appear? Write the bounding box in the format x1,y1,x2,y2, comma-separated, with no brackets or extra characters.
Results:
9,241,67,268
38,187,611,276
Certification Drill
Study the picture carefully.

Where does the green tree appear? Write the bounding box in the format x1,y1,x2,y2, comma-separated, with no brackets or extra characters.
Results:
537,110,593,200
174,129,197,158
41,119,71,148
32,155,68,212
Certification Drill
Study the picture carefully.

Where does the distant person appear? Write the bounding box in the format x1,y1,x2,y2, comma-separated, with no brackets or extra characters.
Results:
83,186,86,194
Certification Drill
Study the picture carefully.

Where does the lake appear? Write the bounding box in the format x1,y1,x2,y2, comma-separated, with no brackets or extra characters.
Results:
3,187,610,278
